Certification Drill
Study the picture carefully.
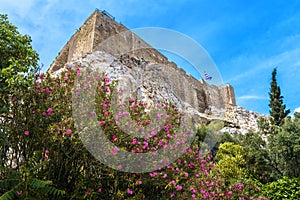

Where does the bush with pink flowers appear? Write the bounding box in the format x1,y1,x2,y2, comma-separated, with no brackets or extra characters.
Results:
1,66,269,199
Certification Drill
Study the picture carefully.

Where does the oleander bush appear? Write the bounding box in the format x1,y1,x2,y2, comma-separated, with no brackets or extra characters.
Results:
0,67,266,199
3,13,299,200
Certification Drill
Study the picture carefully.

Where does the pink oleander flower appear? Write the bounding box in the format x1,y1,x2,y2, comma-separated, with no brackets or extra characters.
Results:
99,121,105,126
158,140,163,146
131,138,137,145
190,187,197,193
17,190,22,195
47,107,52,114
170,193,175,198
42,111,47,116
163,174,167,178
98,188,102,193
112,147,118,155
45,87,50,93
177,185,182,191
143,141,148,149
66,129,72,135
13,97,17,102
104,77,110,83
24,130,29,136
85,191,91,195
39,73,44,79
112,135,117,142
191,194,196,199
127,189,133,195
138,181,142,185
45,149,49,154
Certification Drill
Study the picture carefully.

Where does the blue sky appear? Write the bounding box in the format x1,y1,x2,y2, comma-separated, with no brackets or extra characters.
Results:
1,0,299,115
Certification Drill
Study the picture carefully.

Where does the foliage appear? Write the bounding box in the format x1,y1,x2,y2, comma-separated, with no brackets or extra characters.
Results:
0,14,275,199
268,68,290,126
237,130,277,183
215,142,246,182
0,153,65,200
0,66,266,199
0,14,39,115
196,120,224,156
236,115,300,183
260,176,300,199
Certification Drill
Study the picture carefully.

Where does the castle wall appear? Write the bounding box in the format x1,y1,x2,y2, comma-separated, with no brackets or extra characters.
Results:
47,9,236,115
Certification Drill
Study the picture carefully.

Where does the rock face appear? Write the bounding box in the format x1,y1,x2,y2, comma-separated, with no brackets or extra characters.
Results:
48,9,237,118
47,9,266,131
223,105,266,133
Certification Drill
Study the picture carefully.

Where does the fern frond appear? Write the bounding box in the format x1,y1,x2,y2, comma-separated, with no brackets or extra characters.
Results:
28,179,65,197
0,189,18,200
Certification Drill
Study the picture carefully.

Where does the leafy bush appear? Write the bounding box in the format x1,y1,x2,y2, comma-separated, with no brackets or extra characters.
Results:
0,14,270,199
215,142,246,182
0,66,266,199
260,176,300,199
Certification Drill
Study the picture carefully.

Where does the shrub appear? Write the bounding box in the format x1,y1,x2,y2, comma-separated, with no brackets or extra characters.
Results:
261,176,300,199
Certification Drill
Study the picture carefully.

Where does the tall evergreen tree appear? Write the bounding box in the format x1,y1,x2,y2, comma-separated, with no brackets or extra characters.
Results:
269,68,290,126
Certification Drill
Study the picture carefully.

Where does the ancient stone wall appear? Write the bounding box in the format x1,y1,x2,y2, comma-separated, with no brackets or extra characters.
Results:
48,9,236,115
49,10,169,74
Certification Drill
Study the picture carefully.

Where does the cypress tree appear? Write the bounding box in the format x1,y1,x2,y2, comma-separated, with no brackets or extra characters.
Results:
269,68,290,126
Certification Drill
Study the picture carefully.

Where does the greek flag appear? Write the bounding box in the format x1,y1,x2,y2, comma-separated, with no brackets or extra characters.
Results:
204,71,212,80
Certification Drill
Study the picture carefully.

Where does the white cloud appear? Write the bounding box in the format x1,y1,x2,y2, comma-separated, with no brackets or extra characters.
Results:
226,47,300,84
237,95,267,100
294,107,300,113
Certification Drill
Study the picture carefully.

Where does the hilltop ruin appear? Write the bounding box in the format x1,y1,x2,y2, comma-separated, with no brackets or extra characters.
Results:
48,9,243,124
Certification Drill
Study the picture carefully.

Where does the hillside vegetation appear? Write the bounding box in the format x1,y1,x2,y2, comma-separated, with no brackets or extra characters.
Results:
1,14,299,200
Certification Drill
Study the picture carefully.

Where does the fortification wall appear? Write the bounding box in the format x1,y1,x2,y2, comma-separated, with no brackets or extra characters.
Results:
48,9,236,114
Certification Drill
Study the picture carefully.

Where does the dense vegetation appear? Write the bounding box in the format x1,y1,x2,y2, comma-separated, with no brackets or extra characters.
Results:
1,14,299,199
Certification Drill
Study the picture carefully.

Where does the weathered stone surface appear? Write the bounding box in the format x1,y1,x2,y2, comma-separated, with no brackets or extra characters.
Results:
47,9,266,132
55,51,234,117
222,105,267,133
48,9,169,74
48,9,236,118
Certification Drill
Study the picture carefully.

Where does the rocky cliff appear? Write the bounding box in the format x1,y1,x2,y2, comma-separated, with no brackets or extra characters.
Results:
47,9,263,131
48,9,235,116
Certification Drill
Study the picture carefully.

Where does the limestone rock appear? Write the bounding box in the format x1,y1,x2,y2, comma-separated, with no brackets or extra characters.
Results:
47,9,265,132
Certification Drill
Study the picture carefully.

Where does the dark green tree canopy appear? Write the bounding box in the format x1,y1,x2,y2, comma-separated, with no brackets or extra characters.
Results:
269,68,290,126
